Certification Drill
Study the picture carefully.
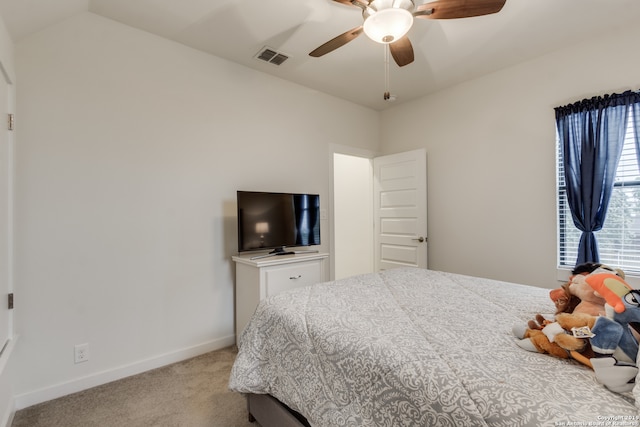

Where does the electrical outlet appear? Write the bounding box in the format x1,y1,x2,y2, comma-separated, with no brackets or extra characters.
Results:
74,343,89,364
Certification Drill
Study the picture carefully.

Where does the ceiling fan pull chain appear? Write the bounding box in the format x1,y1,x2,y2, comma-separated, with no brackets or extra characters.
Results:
384,44,390,100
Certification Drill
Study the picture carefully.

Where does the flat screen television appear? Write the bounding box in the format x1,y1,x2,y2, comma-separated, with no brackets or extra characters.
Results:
237,191,321,255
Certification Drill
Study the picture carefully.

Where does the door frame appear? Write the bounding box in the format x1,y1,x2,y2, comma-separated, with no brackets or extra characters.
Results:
0,59,15,365
330,146,428,278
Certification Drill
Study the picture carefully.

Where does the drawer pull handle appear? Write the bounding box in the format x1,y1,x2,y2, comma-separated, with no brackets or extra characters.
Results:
289,275,302,280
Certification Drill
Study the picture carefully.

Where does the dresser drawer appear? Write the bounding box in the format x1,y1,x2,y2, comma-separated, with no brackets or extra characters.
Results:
264,261,322,296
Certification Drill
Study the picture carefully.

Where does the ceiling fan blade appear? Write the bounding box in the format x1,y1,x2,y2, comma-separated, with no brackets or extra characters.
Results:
332,0,370,7
389,36,414,67
309,26,363,57
415,0,506,19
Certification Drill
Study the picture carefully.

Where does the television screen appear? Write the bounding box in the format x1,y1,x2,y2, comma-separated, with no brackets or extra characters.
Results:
237,191,321,253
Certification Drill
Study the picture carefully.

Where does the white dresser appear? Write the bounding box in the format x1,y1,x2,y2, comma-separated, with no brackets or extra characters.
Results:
232,252,329,343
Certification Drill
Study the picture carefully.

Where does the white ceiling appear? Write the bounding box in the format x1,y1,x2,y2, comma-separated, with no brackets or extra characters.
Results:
1,0,640,110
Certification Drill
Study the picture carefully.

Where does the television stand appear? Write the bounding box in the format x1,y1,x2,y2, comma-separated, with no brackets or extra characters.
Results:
232,251,329,342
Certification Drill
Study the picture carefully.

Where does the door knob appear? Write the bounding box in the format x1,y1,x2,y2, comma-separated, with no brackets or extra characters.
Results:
412,237,425,243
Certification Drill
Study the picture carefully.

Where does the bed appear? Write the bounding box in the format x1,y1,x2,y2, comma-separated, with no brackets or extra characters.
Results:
228,267,640,426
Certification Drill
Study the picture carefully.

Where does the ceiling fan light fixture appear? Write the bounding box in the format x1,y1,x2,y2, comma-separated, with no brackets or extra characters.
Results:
363,0,414,44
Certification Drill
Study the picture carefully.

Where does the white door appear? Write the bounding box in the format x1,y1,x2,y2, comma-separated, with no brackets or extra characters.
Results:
374,149,427,271
0,63,10,354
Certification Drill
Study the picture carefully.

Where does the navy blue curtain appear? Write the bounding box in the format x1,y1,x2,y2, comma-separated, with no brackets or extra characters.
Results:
633,99,640,168
555,91,639,265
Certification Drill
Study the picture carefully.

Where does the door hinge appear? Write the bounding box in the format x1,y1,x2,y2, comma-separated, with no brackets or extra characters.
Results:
7,113,13,131
7,293,13,310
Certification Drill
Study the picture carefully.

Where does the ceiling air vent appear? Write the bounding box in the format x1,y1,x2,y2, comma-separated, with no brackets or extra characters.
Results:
255,46,290,66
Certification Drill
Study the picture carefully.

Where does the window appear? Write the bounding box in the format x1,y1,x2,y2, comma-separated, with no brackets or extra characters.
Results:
557,114,640,274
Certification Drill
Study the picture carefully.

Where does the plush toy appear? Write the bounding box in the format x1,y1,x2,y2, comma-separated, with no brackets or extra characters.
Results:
515,263,640,392
583,267,632,313
533,266,639,393
567,273,607,316
525,286,573,331
543,262,609,318
539,265,634,364
551,284,580,315
551,288,640,393
518,311,596,368
546,312,596,368
514,263,612,367
520,328,571,359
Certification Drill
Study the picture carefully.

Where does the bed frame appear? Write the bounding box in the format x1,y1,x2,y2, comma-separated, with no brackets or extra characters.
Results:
246,393,310,427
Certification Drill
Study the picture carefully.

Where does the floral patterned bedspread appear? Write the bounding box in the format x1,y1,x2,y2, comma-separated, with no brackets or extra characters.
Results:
229,268,638,426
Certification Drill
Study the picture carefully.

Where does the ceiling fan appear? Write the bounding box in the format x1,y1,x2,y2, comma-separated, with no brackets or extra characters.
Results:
309,0,507,68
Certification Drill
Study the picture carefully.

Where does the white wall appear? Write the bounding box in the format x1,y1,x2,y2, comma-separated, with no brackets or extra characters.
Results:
380,23,640,288
12,12,380,406
0,10,15,427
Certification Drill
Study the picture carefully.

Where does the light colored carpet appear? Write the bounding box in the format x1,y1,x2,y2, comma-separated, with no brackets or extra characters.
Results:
12,346,256,427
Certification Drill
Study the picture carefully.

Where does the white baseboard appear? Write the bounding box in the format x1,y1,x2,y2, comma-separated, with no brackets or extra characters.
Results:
14,334,235,410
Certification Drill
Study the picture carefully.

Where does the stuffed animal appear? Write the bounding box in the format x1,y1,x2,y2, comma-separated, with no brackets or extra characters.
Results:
524,279,586,331
552,288,640,393
520,328,572,360
525,286,573,331
540,265,634,363
514,263,613,367
515,314,596,369
567,272,606,316
582,267,632,313
535,268,639,393
551,284,580,315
